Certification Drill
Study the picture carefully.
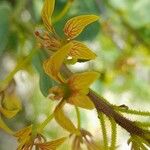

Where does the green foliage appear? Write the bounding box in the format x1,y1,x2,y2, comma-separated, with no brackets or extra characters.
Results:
0,0,150,149
32,50,57,97
0,2,11,54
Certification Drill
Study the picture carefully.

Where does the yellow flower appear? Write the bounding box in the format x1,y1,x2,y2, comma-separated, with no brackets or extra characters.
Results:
38,0,99,136
15,125,66,150
49,71,99,134
35,137,66,150
71,129,100,150
52,70,99,114
0,91,22,134
51,71,99,133
43,39,99,134
44,43,99,109
35,0,99,61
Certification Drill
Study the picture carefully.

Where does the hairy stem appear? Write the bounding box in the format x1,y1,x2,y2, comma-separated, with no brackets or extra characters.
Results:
98,112,109,150
110,118,117,150
61,65,150,143
88,90,149,142
114,107,150,116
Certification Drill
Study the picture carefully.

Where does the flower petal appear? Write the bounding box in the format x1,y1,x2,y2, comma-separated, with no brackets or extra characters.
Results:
43,42,73,83
14,126,32,150
68,71,99,94
68,94,94,109
0,116,14,134
68,41,96,60
54,101,78,134
0,107,20,119
0,94,22,118
42,0,55,32
14,125,32,139
37,137,67,150
64,15,99,39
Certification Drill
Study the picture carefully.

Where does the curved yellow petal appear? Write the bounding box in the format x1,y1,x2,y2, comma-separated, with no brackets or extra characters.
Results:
69,41,96,60
0,107,20,119
68,71,99,94
68,94,94,109
43,42,73,83
64,15,99,39
0,94,22,118
14,125,32,150
54,101,78,134
14,125,32,139
42,0,55,32
36,137,67,150
0,116,14,134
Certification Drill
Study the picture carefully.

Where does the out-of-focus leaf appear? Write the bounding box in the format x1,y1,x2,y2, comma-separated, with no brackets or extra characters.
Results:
0,2,11,54
0,94,22,118
32,50,57,97
7,31,19,52
0,116,13,134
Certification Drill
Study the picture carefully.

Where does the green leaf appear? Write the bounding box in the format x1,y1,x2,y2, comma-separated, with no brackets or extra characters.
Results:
0,115,14,134
32,50,57,97
0,2,11,54
54,0,100,41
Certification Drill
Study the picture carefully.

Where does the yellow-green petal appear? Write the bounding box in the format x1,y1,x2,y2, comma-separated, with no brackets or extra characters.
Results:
64,15,99,39
43,42,73,83
68,71,100,94
68,94,94,109
54,101,78,134
0,107,20,119
0,94,22,118
69,41,96,60
42,0,55,32
36,137,67,150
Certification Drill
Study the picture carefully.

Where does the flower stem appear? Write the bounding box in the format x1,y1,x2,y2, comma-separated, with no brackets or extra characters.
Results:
62,65,150,144
53,1,73,24
135,121,150,127
110,118,117,150
37,113,54,133
114,107,150,116
98,112,109,150
75,106,81,129
0,48,37,91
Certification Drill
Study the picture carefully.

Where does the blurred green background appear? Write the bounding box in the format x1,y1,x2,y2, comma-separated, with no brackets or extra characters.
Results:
0,0,150,149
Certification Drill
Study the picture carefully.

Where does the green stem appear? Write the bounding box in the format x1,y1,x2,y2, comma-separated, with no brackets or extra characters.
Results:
53,1,72,24
114,107,150,116
110,118,117,150
98,112,109,150
135,121,150,127
0,48,37,91
75,106,81,129
37,113,54,133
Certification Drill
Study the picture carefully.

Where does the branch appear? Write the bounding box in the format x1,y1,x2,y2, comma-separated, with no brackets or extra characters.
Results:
61,65,150,143
88,91,148,137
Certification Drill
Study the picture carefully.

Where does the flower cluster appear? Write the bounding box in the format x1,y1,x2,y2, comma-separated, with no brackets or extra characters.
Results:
36,0,99,135
9,0,100,149
0,82,21,135
15,125,66,150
